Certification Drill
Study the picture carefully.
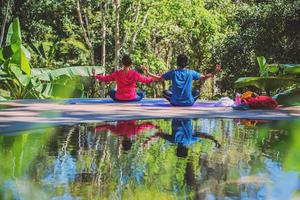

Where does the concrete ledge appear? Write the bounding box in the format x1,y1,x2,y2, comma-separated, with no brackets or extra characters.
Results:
1,98,300,133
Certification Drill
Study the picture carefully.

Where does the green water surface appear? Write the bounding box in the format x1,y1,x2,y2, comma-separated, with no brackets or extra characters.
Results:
0,118,300,200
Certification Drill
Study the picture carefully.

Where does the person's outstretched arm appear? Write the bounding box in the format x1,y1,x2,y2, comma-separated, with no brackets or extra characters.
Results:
95,124,115,132
194,131,221,148
141,66,165,81
134,71,157,83
92,68,115,82
155,131,173,142
199,64,221,81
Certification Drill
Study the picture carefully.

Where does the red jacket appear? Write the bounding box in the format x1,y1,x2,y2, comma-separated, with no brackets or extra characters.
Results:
96,69,154,100
95,120,157,138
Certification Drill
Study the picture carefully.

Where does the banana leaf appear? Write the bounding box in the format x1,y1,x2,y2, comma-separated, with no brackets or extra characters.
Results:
5,18,22,46
0,68,10,80
0,96,7,100
281,64,300,75
0,49,4,63
29,41,55,60
266,64,279,73
0,45,14,61
257,56,267,76
10,66,30,86
263,64,300,75
235,77,300,91
0,89,10,100
10,44,31,75
41,82,85,98
273,87,300,106
32,66,104,81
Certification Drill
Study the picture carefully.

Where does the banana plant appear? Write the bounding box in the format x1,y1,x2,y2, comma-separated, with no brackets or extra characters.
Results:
235,56,300,105
0,18,104,99
29,41,57,69
0,18,33,99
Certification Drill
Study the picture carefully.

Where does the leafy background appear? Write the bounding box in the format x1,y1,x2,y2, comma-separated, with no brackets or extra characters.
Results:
1,0,299,99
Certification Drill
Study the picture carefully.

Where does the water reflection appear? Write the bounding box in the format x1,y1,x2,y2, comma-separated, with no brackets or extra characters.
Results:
155,118,221,158
0,118,300,199
95,120,157,151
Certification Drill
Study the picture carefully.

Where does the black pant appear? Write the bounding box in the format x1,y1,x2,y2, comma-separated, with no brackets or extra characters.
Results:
163,90,200,103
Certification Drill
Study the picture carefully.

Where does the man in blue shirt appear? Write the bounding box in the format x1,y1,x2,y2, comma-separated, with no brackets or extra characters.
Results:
143,54,221,106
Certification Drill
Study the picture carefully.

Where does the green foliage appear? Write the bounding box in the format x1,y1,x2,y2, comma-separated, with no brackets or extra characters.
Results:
273,87,300,106
215,0,300,95
257,56,267,77
1,0,299,99
1,118,299,199
0,18,104,99
235,55,300,102
0,128,54,199
32,66,102,81
235,77,300,92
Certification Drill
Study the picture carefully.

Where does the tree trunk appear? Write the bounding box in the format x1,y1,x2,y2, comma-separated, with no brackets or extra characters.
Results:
76,0,95,65
121,2,140,51
100,0,108,98
114,0,121,70
101,1,107,68
0,0,11,47
129,9,149,53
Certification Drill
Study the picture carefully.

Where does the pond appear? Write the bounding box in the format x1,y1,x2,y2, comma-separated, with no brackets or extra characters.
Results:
0,118,300,200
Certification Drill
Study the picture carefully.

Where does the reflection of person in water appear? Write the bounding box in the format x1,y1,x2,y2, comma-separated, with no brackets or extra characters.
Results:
95,120,157,151
155,118,221,158
152,118,222,192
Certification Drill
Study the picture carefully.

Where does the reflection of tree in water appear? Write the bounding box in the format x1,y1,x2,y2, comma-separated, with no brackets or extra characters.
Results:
191,120,294,200
21,119,300,199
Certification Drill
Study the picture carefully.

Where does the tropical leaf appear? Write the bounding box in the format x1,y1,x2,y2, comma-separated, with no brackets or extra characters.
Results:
235,77,300,91
0,88,10,99
281,64,300,75
10,45,31,75
41,82,85,98
273,87,300,106
59,38,89,53
10,66,30,86
0,68,10,80
0,96,7,100
266,64,279,73
0,45,14,61
20,45,31,75
257,56,267,76
0,49,4,63
29,41,54,60
5,18,22,46
32,66,104,81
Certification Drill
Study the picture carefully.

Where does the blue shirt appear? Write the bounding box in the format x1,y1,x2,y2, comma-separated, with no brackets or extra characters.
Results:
162,69,201,106
163,119,200,147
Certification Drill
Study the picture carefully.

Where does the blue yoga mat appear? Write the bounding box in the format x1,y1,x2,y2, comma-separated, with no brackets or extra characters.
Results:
66,98,116,104
65,98,229,107
65,98,165,105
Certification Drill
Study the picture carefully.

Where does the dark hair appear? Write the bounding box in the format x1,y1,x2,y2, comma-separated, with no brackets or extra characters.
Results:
177,54,188,68
122,137,132,151
122,55,133,66
176,144,188,158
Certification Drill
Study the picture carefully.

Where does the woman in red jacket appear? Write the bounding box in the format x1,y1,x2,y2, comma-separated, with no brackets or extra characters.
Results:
93,55,156,102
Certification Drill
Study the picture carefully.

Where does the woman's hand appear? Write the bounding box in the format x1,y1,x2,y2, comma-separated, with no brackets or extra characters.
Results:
92,68,96,77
